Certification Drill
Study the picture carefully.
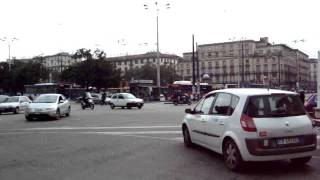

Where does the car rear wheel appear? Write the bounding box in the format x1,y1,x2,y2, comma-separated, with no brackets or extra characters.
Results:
182,126,193,147
14,107,19,114
290,156,312,165
110,103,115,109
90,104,94,110
223,139,244,171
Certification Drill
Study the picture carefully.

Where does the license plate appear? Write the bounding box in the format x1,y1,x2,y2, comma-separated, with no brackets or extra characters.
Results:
277,137,300,145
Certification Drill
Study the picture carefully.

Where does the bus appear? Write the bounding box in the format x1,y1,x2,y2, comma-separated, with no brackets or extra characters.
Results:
24,83,71,97
167,81,212,100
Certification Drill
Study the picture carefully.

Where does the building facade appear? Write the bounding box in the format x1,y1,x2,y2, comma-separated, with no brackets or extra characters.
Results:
308,58,318,91
15,52,81,73
106,52,183,76
178,37,311,90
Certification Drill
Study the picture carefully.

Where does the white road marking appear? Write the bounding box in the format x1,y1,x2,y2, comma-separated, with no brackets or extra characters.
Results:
78,131,181,135
15,125,181,131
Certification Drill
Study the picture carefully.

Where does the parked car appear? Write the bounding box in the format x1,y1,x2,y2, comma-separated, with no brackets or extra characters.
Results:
109,93,144,109
25,94,71,120
182,88,316,171
0,95,9,103
0,96,31,114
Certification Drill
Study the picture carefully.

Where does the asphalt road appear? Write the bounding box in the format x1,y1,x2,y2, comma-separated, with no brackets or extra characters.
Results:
0,102,320,180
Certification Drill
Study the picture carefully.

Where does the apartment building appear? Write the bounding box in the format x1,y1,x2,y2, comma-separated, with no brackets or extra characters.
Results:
106,52,183,75
178,37,311,90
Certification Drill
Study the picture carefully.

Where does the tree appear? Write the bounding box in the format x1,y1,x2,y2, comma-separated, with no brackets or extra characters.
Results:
0,61,49,94
61,48,121,90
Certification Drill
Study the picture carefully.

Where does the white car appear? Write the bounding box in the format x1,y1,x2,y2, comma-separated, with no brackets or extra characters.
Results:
182,88,316,171
25,94,71,120
0,96,31,114
109,93,144,109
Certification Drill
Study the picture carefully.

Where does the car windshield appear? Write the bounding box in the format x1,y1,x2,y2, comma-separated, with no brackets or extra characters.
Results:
0,96,9,103
123,94,136,99
244,94,306,118
3,97,19,103
34,95,58,103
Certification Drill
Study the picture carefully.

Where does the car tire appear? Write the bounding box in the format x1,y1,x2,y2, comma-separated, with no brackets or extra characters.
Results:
90,104,94,110
182,125,193,147
55,109,61,120
110,103,115,109
290,156,312,165
14,107,19,114
138,105,142,109
223,139,244,171
25,116,32,121
66,107,71,116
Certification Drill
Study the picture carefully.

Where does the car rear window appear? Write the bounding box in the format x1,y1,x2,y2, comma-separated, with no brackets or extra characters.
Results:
243,94,305,118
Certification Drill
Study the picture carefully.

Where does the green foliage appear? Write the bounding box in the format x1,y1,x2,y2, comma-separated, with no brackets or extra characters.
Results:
61,48,121,90
0,61,49,94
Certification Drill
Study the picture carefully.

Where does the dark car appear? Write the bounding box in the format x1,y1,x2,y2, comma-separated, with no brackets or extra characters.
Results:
305,93,317,118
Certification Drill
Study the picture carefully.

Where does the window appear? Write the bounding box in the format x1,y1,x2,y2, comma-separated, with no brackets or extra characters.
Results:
200,94,216,114
118,94,124,99
194,98,205,113
244,94,305,117
212,93,232,116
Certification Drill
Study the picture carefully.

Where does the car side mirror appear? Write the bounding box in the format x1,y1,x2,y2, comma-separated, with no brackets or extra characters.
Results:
185,108,193,114
59,100,64,104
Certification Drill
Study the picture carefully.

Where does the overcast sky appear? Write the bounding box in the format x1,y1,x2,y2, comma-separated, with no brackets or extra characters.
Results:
0,0,319,61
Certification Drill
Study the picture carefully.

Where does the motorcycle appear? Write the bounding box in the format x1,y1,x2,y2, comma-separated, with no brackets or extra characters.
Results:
80,97,94,110
173,95,192,105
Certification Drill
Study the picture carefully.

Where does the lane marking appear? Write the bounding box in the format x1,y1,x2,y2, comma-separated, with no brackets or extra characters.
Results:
4,125,181,131
78,131,181,135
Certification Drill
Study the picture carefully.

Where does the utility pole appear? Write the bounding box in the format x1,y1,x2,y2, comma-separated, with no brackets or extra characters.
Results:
278,51,281,88
192,35,196,100
196,43,200,99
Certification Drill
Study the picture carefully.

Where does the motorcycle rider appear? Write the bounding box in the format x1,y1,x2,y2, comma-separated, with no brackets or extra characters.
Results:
82,91,92,106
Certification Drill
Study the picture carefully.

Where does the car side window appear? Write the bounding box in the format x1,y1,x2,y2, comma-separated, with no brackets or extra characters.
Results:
194,98,205,113
59,96,63,102
111,94,117,99
200,94,216,115
229,95,239,115
118,94,124,99
212,93,232,116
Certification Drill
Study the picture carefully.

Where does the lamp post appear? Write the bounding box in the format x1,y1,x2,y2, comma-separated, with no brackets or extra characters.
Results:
144,2,170,95
292,39,305,91
0,37,18,71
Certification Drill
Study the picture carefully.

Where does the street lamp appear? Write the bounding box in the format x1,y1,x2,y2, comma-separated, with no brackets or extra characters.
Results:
143,1,170,92
0,37,18,71
292,39,306,90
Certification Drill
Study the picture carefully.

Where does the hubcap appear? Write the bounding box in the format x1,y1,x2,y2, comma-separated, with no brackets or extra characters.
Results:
226,143,237,168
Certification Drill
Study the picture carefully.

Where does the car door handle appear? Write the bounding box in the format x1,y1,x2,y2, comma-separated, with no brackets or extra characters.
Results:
201,119,206,123
218,121,225,125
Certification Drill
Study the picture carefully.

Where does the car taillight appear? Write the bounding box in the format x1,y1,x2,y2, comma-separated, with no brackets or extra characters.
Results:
240,114,257,132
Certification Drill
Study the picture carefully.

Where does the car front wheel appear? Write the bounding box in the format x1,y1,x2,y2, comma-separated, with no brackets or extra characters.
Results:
182,126,193,147
55,109,61,120
14,107,19,114
110,103,115,109
223,139,244,171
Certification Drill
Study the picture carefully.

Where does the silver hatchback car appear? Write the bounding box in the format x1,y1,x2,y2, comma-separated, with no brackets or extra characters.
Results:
25,94,71,120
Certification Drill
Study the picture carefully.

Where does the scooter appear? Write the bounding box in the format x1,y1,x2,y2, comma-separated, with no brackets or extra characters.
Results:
173,95,192,105
80,98,94,110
